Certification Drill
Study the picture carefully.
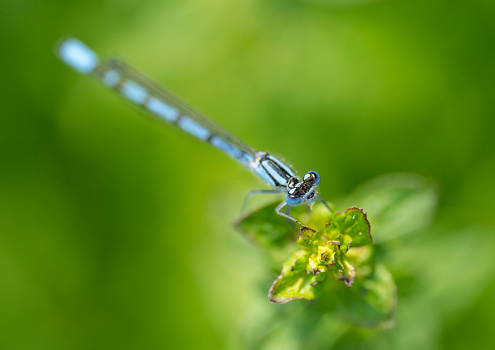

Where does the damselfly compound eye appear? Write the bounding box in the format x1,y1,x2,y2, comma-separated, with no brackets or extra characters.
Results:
303,171,320,186
285,193,303,206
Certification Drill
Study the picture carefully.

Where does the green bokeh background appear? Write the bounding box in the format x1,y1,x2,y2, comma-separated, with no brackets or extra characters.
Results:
1,0,495,348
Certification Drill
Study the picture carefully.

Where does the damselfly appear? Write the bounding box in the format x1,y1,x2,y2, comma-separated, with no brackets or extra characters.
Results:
56,38,327,230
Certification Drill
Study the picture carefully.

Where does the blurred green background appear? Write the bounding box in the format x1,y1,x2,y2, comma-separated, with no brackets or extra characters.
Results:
1,0,495,349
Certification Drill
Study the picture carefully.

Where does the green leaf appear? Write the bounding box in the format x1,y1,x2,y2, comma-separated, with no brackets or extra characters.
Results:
325,207,373,248
268,249,326,303
236,199,396,325
267,207,375,303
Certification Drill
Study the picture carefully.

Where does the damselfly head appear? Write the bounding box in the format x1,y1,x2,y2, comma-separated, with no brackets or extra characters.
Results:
284,171,320,206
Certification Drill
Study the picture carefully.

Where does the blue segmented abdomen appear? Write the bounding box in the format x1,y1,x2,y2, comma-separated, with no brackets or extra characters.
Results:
57,38,296,191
